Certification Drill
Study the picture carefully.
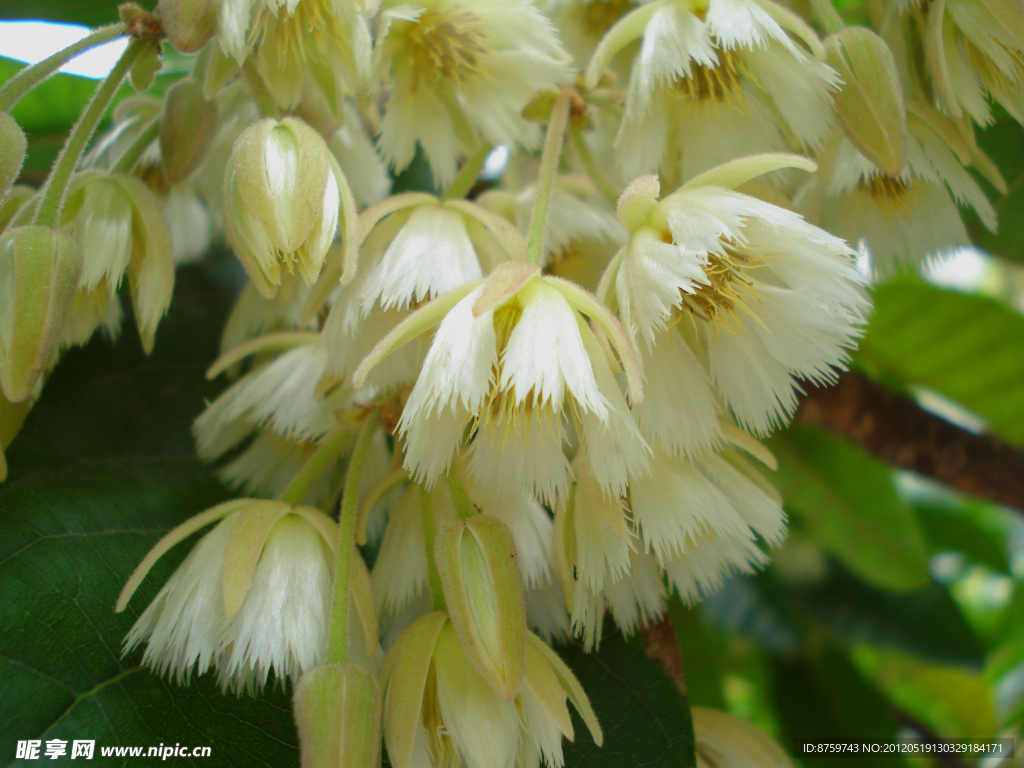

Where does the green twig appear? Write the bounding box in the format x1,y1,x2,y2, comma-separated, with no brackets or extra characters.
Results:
445,470,477,520
325,417,378,665
111,118,160,175
420,484,446,611
525,93,572,265
811,0,845,34
33,38,147,228
0,23,127,113
442,142,494,201
279,426,352,506
569,124,619,206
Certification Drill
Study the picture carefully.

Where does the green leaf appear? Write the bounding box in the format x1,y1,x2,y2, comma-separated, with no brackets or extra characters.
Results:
772,646,909,768
771,424,931,593
0,1,122,27
0,265,300,765
791,567,985,667
557,627,696,768
858,279,1024,446
915,501,1011,575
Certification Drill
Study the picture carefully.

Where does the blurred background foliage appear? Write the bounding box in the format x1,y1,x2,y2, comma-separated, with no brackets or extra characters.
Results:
2,1,1024,767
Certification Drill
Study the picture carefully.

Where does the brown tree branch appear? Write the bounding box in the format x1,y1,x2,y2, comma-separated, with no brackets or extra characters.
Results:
643,617,687,698
796,371,1024,512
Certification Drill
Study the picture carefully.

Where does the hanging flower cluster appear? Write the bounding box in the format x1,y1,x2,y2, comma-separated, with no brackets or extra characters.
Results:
0,0,1017,764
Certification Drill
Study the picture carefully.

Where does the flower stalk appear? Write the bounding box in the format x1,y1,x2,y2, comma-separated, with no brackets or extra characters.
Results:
525,93,572,265
33,38,148,228
326,416,378,665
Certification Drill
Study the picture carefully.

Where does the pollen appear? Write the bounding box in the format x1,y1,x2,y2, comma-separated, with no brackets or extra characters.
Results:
680,246,767,329
262,0,338,66
406,8,490,88
859,174,917,216
674,50,746,102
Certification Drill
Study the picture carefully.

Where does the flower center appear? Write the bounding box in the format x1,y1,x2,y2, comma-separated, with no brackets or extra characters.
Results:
858,175,918,216
407,8,489,87
681,246,767,327
262,0,339,66
674,50,746,102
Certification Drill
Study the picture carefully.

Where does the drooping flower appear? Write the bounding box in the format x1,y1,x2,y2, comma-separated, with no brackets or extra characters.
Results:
611,156,870,436
117,499,377,692
584,0,839,179
375,0,572,184
354,261,650,504
922,0,1024,126
796,104,1000,273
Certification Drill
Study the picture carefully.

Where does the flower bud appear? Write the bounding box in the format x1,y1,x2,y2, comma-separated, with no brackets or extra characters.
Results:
434,516,527,699
158,0,217,54
160,78,217,184
294,663,382,768
825,27,907,177
692,706,793,768
0,226,81,402
0,112,26,205
224,118,340,299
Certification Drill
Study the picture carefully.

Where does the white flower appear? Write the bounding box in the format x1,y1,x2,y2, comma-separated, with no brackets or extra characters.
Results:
375,0,571,184
795,107,1000,273
612,156,869,436
551,456,667,650
924,0,1024,126
62,171,175,354
631,433,786,604
585,0,838,179
354,262,649,504
118,500,345,692
318,193,522,392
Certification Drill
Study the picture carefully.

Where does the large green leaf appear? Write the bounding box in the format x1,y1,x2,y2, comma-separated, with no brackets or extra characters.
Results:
858,279,1024,446
771,424,931,593
915,500,1012,575
772,646,909,768
791,567,985,667
0,265,301,767
558,627,696,768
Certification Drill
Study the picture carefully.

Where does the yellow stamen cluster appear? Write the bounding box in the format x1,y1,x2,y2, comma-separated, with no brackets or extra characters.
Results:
674,50,746,102
406,8,489,88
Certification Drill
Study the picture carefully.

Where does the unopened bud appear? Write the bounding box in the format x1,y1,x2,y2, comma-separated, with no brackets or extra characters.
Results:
825,27,907,176
294,663,382,768
434,516,527,699
224,117,340,298
0,226,81,401
158,0,217,54
160,78,217,184
693,706,793,768
0,113,26,205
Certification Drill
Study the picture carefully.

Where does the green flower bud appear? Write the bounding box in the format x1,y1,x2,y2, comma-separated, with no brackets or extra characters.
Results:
825,27,907,177
293,663,382,768
0,185,35,233
693,706,793,768
224,117,340,299
0,226,81,402
0,112,26,205
434,516,527,700
160,78,218,185
158,0,217,54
